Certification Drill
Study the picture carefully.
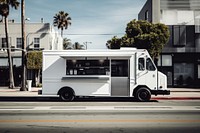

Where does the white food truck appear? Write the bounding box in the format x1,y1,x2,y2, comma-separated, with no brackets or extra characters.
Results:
40,48,170,101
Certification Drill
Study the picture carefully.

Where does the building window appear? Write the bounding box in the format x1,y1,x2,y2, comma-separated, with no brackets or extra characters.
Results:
13,58,21,66
16,38,22,48
34,38,40,50
1,38,7,48
66,59,110,75
157,55,172,66
145,10,149,21
173,25,186,46
0,58,8,66
195,11,200,33
1,38,12,49
174,63,194,86
162,55,172,66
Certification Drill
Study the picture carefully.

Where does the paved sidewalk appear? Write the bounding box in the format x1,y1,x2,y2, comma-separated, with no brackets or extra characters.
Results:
152,88,200,100
0,87,40,97
0,87,200,100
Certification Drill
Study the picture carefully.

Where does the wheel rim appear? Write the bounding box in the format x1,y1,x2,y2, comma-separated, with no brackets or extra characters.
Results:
139,91,149,100
137,88,151,101
61,91,72,101
63,93,69,99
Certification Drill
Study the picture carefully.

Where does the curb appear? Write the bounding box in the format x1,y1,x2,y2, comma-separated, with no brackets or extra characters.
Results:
0,96,200,101
152,97,200,100
170,90,200,92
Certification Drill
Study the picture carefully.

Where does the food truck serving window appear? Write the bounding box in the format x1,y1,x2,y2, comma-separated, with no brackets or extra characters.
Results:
66,59,110,75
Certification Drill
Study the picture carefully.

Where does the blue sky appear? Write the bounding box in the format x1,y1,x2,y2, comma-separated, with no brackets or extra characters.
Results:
9,0,146,49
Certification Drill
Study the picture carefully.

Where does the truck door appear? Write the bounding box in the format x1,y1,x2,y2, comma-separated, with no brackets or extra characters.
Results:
137,54,157,90
111,60,129,96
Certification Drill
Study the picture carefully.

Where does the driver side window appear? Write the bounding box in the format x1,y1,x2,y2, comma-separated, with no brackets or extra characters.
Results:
146,58,156,71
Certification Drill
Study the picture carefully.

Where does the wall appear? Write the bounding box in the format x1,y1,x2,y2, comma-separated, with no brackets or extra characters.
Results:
138,0,153,22
0,22,62,50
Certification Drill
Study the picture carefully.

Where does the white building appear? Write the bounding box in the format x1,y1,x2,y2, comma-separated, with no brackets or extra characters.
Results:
0,21,62,86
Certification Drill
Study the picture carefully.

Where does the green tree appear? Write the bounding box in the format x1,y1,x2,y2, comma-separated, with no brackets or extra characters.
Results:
0,0,20,88
63,38,72,49
53,11,71,37
126,20,170,60
106,36,121,49
107,19,170,62
73,42,85,50
27,51,42,87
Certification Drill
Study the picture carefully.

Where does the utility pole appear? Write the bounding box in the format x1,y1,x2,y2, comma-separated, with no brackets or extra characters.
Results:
83,41,92,49
20,0,26,91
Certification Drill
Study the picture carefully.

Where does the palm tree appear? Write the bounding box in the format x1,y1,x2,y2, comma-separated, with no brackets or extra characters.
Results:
73,42,85,50
63,38,72,50
0,0,20,89
53,11,71,37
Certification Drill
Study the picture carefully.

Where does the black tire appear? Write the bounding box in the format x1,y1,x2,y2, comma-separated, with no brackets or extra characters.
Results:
59,89,75,102
135,87,151,102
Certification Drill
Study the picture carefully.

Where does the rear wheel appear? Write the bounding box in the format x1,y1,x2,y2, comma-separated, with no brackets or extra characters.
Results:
59,88,75,102
135,87,151,102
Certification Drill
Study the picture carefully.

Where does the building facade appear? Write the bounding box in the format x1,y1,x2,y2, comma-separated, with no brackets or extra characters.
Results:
0,21,62,86
138,0,200,87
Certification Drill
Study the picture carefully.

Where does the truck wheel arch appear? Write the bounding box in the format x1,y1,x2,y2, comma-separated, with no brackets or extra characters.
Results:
58,87,75,101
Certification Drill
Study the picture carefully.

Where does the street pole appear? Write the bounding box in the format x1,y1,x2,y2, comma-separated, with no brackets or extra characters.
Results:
20,0,26,91
83,42,92,50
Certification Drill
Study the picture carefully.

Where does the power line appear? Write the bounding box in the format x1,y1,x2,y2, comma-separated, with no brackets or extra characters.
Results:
65,33,124,36
72,13,138,19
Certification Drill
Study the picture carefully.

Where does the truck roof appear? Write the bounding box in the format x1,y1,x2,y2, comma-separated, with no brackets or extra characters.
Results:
43,48,148,58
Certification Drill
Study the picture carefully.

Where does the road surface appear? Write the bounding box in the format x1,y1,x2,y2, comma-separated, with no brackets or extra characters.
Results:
0,100,199,133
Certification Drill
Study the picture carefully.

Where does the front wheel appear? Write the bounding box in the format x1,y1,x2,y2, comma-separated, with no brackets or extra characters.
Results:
135,87,151,102
59,89,75,102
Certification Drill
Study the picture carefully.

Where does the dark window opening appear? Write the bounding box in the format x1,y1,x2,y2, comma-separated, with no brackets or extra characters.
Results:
66,59,109,75
146,58,156,71
173,25,186,47
138,58,145,71
111,60,128,77
16,38,22,48
34,38,40,50
1,38,6,48
145,10,149,21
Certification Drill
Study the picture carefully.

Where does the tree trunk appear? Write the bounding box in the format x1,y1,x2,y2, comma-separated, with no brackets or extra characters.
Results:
20,0,27,91
4,16,15,89
61,29,63,38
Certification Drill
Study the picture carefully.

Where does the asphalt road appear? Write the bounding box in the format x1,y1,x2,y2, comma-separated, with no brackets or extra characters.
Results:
0,100,200,133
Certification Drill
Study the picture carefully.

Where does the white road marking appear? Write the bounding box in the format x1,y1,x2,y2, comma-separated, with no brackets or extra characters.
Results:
0,106,200,111
34,107,51,110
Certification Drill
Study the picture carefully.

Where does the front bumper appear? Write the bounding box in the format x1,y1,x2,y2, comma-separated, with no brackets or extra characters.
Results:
151,90,170,96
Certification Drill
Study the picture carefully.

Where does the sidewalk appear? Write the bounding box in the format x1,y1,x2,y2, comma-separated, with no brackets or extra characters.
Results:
0,87,40,97
0,87,200,100
152,88,200,100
